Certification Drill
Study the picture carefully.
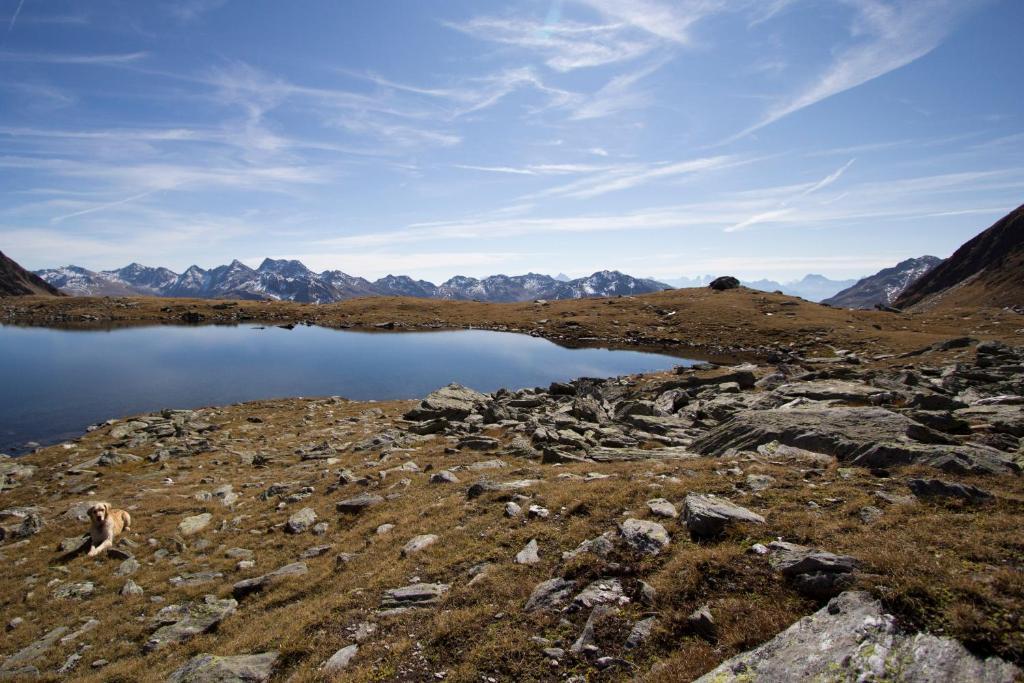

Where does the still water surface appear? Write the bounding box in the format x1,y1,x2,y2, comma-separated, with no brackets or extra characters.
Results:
0,324,691,452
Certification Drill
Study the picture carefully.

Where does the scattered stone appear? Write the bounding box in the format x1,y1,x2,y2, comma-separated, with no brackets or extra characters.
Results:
53,581,94,600
380,582,449,610
170,571,224,588
908,478,994,504
300,545,332,559
116,557,141,576
619,518,670,555
683,493,765,539
745,474,775,492
687,605,717,640
645,498,678,518
232,562,308,600
322,644,358,675
625,616,656,649
178,513,212,536
146,595,238,651
168,651,280,683
527,504,550,519
515,539,540,565
525,577,577,612
401,534,438,557
121,580,144,597
504,502,522,518
285,507,317,534
429,470,460,484
336,493,385,513
768,541,858,599
571,579,627,611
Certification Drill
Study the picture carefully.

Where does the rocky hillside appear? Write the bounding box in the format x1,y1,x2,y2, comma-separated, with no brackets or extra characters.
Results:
0,251,64,297
895,205,1024,310
823,256,942,309
36,260,670,304
0,341,1021,681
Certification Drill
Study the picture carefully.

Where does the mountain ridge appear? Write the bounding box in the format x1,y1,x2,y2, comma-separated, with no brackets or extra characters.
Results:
894,204,1024,310
0,251,65,297
35,261,671,304
822,256,942,309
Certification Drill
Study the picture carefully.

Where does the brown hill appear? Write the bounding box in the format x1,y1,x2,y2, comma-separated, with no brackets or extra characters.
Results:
0,250,64,297
895,204,1024,310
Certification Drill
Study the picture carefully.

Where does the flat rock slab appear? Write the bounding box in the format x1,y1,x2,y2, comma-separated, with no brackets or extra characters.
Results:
683,494,765,538
772,380,890,403
336,494,385,513
694,591,1020,682
466,479,540,499
322,644,358,675
570,579,628,611
169,572,224,588
146,596,238,651
168,651,279,683
178,513,213,536
524,577,577,612
232,562,308,600
908,478,994,504
694,407,1016,474
589,446,696,462
646,498,678,519
767,541,858,599
401,534,438,556
619,518,670,555
0,626,68,674
380,582,449,610
53,581,94,600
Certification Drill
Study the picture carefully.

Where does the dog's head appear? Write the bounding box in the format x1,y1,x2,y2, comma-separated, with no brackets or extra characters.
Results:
88,502,111,524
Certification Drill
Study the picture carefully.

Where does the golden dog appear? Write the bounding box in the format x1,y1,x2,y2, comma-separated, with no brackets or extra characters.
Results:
86,502,131,556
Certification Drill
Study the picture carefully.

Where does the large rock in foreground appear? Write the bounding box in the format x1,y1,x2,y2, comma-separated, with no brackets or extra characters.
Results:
693,407,1016,474
695,591,1020,682
404,383,488,421
168,651,279,682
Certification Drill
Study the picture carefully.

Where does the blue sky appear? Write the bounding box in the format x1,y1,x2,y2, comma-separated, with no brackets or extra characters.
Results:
1,0,1022,282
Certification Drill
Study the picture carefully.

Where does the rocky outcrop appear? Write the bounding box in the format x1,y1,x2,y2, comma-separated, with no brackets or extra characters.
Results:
168,651,279,682
695,592,1020,682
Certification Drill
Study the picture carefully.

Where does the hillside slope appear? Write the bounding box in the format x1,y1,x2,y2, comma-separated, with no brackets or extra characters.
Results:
895,205,1024,310
823,256,941,309
0,251,64,297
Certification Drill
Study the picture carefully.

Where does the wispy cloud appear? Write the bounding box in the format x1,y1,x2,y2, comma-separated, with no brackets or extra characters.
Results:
454,163,611,176
529,154,744,200
573,0,725,44
5,0,25,36
0,50,148,64
51,190,158,223
728,0,977,141
726,158,855,231
446,16,656,71
569,58,666,120
166,0,230,23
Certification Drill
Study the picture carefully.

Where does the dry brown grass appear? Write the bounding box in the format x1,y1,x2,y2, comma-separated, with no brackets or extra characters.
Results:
1,390,1021,681
4,287,1023,362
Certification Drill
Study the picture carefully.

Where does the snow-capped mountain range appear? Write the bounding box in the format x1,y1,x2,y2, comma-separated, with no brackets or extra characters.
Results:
35,259,671,304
